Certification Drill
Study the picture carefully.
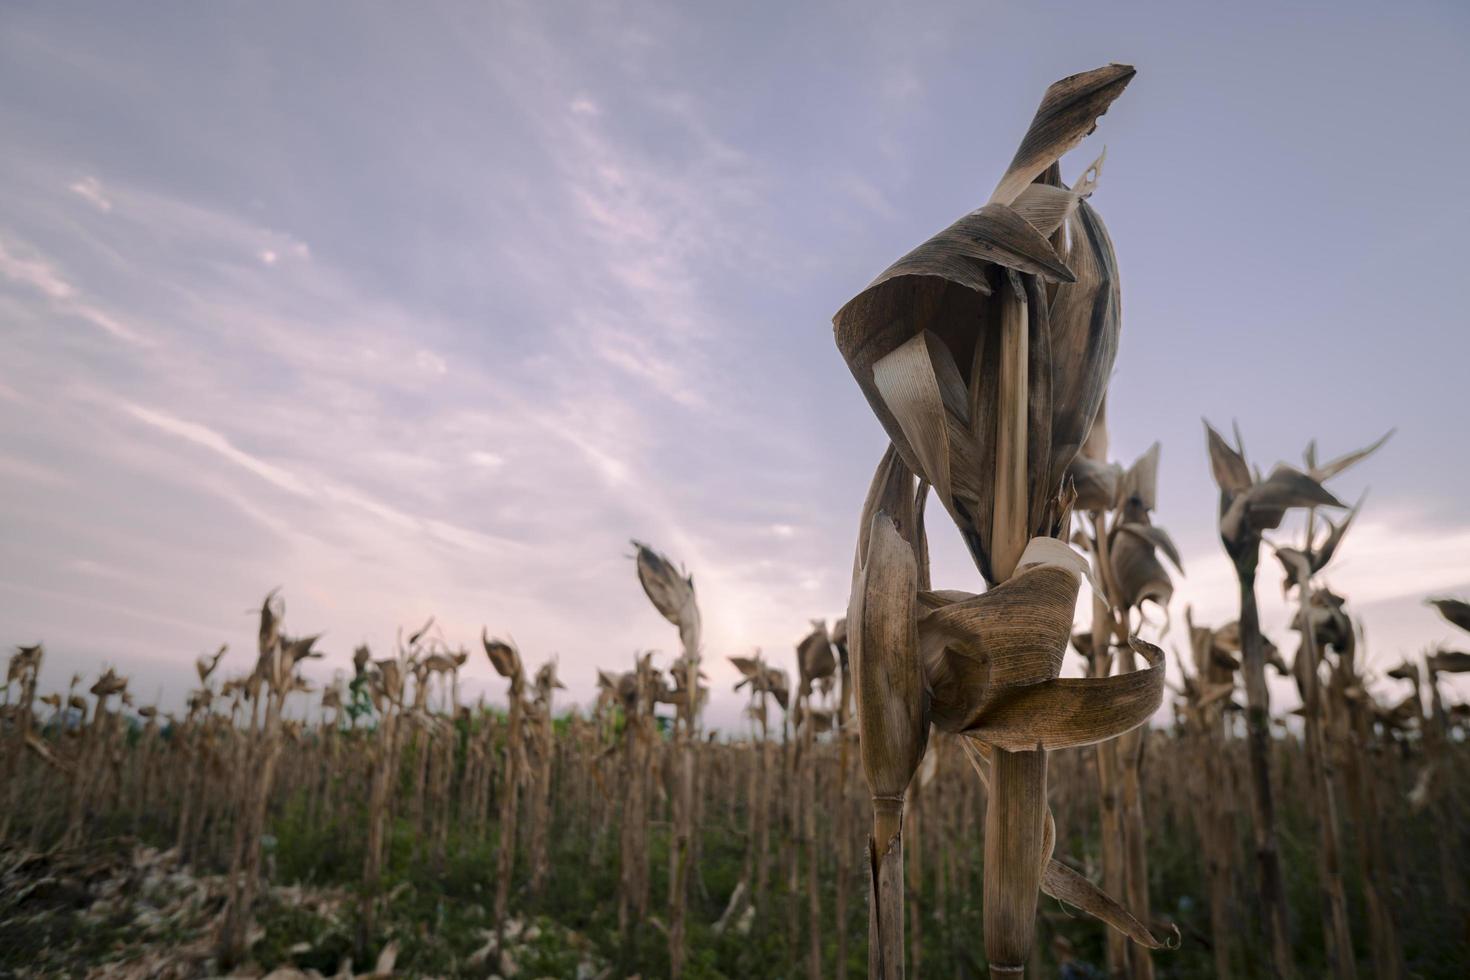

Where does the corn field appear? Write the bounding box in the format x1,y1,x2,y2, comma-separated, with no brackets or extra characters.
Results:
2,593,1467,979
4,64,1470,980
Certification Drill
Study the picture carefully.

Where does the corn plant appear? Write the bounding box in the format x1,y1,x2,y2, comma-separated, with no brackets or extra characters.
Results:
482,630,526,956
218,591,320,965
633,540,703,979
834,64,1173,977
1203,421,1355,978
1072,439,1182,980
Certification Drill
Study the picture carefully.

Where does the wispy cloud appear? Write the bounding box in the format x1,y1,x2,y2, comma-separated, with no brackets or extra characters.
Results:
119,401,314,497
69,175,112,212
0,237,74,298
0,235,150,344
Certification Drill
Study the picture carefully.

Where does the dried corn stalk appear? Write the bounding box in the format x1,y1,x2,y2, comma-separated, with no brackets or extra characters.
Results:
1424,596,1470,918
218,592,319,965
609,652,657,935
1175,610,1245,978
483,630,526,956
1073,438,1182,980
795,621,836,979
1,644,44,844
633,541,703,980
835,64,1171,977
527,658,564,899
1204,421,1353,978
1273,432,1390,980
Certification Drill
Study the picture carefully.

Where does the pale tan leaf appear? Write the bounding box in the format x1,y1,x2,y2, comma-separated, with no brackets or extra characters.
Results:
1204,422,1251,495
1309,428,1394,482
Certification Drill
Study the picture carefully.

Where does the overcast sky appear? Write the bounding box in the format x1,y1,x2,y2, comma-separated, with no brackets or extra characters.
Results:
2,0,1467,729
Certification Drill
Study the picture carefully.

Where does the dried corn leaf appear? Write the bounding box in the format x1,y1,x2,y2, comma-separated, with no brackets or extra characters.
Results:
1067,455,1122,512
1251,464,1344,513
1010,182,1082,239
1118,442,1160,513
988,64,1136,207
1429,597,1470,633
855,445,917,571
1428,649,1470,674
1204,423,1252,495
962,638,1164,751
1115,523,1182,573
851,508,928,822
1309,428,1394,483
1046,199,1120,495
797,622,837,692
633,541,701,655
1381,658,1417,681
1042,859,1179,950
872,332,974,520
1109,527,1174,612
920,562,1079,732
1311,494,1363,572
481,631,522,683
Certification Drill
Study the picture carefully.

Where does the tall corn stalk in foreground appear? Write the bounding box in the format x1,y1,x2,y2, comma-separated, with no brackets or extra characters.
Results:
633,541,703,979
1273,432,1389,980
834,64,1172,977
1074,440,1182,980
1202,422,1346,978
483,631,527,951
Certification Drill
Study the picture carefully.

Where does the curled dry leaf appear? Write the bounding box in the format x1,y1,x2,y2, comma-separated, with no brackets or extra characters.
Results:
918,539,1163,749
481,630,523,684
797,621,837,695
834,75,1129,587
1308,429,1394,483
1205,422,1345,551
958,733,1177,950
633,540,702,656
988,65,1136,207
964,637,1165,752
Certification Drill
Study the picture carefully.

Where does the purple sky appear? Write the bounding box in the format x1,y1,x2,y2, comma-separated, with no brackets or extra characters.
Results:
2,0,1467,729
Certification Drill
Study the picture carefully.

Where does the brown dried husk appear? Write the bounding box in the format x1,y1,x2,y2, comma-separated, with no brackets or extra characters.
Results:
851,508,928,826
481,631,522,682
1108,525,1174,612
919,544,1164,750
797,622,837,695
